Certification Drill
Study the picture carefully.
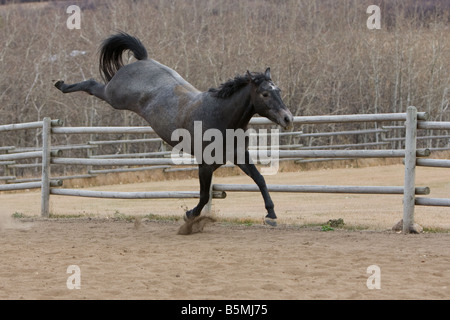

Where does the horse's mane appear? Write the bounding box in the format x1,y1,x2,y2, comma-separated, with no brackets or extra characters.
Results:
208,72,267,99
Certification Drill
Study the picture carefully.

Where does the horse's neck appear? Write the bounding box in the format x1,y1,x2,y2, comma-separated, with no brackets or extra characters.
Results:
222,86,255,130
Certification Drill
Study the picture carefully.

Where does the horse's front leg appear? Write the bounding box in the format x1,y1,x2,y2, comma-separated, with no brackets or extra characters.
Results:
185,165,215,221
237,161,277,227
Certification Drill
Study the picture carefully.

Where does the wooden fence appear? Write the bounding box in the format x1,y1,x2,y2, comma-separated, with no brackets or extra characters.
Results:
1,106,449,233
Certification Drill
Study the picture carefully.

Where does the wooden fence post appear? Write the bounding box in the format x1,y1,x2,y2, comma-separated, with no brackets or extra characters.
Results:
41,117,51,217
403,106,417,233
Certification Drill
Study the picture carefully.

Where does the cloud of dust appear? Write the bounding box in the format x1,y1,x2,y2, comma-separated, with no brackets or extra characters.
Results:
0,215,32,231
178,216,216,235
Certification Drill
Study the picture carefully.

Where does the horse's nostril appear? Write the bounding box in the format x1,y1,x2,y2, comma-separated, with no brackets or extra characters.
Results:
284,115,291,124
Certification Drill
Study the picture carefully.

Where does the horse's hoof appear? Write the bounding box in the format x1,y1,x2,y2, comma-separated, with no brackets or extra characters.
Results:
54,80,64,90
184,212,194,222
264,218,277,227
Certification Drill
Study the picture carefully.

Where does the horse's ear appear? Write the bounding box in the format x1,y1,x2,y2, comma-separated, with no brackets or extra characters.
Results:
246,70,255,82
265,67,271,80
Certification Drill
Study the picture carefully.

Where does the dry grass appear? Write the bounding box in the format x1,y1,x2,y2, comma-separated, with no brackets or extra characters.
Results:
0,0,448,150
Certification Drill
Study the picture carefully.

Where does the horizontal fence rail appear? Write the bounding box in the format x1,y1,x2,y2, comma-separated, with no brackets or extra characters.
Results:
88,138,162,145
275,149,407,158
0,181,43,191
298,128,388,138
415,198,450,207
0,119,62,132
249,112,428,125
213,184,430,195
51,157,197,166
0,180,62,192
0,150,62,162
50,188,227,199
416,159,450,168
52,126,155,134
0,151,43,161
417,121,450,130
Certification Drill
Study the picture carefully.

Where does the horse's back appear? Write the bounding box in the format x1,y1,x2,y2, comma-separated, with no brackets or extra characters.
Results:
104,59,203,144
107,59,198,93
148,60,199,91
104,59,200,117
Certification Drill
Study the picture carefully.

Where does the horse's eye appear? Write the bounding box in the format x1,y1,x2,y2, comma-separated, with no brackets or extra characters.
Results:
262,92,269,98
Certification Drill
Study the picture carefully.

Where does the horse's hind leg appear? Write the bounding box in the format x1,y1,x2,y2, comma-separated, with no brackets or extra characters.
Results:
54,79,108,101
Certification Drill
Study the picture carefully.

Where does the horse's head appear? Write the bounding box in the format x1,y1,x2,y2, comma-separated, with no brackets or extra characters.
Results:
248,68,293,130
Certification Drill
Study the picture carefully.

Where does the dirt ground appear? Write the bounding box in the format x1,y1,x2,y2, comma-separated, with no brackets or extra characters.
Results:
0,163,449,299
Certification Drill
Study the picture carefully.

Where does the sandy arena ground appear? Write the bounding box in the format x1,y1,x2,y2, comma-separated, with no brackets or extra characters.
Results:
0,163,449,299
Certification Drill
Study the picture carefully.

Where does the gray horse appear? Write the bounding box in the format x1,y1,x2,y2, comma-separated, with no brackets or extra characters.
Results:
55,32,293,226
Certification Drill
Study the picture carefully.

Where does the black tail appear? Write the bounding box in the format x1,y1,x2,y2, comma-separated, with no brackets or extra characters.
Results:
99,32,148,83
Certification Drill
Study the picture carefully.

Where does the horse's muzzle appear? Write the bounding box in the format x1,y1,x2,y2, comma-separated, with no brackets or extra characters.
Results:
281,112,294,130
